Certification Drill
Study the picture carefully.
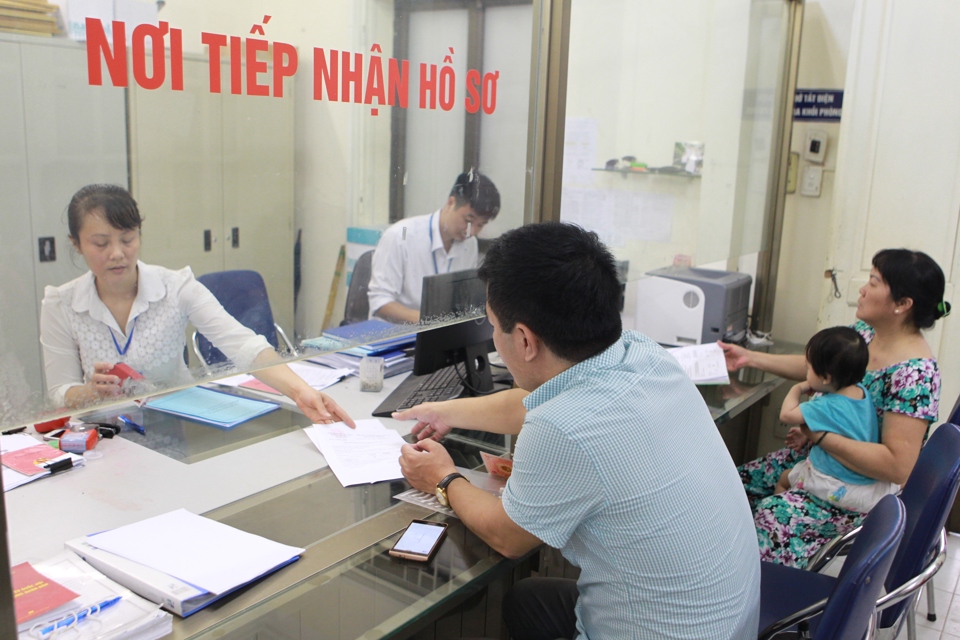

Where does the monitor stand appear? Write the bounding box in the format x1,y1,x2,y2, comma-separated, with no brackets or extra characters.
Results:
461,343,494,395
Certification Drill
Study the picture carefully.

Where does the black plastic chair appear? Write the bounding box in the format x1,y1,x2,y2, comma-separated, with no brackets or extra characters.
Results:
191,270,295,369
341,250,374,326
807,423,960,640
758,493,905,639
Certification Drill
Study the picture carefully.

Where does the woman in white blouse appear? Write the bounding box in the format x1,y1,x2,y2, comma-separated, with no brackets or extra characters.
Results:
41,184,354,425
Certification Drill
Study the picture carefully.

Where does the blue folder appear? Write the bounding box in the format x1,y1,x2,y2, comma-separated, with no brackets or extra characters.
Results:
144,387,280,429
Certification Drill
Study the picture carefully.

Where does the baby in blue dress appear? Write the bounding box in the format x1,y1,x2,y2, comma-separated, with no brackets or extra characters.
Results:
775,326,893,513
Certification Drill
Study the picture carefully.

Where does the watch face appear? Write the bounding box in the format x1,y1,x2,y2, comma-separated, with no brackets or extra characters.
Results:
436,487,449,507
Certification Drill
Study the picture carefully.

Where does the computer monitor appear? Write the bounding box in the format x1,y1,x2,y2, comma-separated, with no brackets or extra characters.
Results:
415,270,494,395
419,268,486,323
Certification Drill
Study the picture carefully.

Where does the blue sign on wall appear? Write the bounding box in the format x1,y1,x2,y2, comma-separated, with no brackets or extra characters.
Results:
793,89,843,122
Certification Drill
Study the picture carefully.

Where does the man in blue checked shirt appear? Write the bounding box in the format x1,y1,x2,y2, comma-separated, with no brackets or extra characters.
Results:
397,222,759,639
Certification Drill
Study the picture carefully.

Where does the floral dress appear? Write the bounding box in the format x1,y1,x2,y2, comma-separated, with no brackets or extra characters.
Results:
741,320,940,567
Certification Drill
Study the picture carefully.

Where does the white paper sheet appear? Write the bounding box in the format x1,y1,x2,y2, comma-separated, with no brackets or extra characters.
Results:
562,187,673,247
562,117,599,186
305,420,405,487
666,343,730,385
86,509,304,595
214,362,351,391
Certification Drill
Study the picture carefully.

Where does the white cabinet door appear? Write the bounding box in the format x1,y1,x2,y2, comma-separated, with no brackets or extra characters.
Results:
221,84,295,335
0,41,44,401
130,56,224,276
20,40,128,309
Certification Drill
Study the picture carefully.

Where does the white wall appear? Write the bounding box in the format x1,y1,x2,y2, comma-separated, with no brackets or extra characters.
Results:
772,0,855,345
773,0,960,436
563,0,794,279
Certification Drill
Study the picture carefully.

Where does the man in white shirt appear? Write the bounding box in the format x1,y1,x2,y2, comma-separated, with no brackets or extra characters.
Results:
367,171,500,323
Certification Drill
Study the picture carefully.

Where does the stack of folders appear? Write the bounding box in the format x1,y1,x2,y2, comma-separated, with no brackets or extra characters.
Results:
15,551,171,639
65,509,304,618
306,319,416,378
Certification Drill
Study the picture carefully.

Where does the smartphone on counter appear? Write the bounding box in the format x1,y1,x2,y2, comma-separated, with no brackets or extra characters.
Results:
388,520,448,562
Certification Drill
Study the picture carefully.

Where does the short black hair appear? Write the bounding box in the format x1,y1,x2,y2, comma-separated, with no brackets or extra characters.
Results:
67,184,143,240
478,222,622,363
873,249,947,330
449,170,500,220
805,326,869,390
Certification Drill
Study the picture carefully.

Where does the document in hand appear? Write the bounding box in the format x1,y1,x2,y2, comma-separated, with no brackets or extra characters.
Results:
144,386,280,429
305,419,406,486
1,434,85,492
85,509,304,596
17,551,171,640
666,342,731,385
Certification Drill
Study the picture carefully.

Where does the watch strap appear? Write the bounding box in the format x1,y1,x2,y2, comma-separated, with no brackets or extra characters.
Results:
437,472,467,491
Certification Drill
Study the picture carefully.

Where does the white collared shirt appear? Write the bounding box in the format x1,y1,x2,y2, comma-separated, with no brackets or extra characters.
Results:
367,211,479,317
40,261,270,406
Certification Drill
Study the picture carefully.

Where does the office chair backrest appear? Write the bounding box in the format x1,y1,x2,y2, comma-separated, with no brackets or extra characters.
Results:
817,494,905,640
341,250,374,325
880,422,960,628
196,270,279,365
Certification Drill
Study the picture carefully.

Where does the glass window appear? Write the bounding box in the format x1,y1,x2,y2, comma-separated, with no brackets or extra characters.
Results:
0,0,534,427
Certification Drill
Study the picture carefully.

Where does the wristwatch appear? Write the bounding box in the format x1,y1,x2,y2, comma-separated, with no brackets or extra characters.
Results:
436,472,468,507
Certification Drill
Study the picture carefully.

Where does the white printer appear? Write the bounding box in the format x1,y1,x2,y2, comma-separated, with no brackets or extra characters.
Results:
634,266,752,346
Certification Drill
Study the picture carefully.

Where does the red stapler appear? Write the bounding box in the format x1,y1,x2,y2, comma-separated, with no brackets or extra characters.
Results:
107,363,144,382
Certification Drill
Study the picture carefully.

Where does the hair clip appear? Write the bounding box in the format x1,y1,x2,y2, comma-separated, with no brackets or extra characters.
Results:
938,300,952,318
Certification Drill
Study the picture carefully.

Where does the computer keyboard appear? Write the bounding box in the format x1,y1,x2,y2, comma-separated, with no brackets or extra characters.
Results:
371,365,465,417
396,365,463,411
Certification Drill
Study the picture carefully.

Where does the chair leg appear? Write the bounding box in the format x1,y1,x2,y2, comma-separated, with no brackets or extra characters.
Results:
908,604,918,640
926,578,937,621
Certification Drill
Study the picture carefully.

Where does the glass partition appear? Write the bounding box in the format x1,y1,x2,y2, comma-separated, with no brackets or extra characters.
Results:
0,0,535,428
559,0,796,324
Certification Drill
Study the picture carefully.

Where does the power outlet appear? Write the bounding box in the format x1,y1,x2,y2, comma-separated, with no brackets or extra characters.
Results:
800,165,823,197
773,420,792,439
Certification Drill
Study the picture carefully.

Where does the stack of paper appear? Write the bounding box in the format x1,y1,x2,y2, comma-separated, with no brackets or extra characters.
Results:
309,349,414,378
1,433,85,492
304,320,416,378
17,551,171,640
69,509,303,618
305,420,406,486
144,386,280,429
213,361,352,395
666,343,731,385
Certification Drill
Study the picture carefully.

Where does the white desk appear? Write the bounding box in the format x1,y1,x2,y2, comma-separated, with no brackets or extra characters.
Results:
6,369,411,565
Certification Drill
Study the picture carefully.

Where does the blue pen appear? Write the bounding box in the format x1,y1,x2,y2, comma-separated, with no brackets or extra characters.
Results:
36,596,122,635
118,414,145,435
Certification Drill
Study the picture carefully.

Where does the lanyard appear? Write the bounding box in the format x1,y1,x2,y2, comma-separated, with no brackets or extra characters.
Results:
428,212,453,275
110,317,137,356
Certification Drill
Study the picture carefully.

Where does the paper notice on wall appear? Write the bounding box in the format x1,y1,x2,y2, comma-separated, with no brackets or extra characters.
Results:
562,118,599,186
65,0,112,41
114,0,159,45
560,187,673,247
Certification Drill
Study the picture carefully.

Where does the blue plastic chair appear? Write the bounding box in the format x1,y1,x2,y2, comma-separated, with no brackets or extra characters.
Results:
921,403,960,627
191,270,295,368
341,250,374,326
808,423,960,639
758,493,905,639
